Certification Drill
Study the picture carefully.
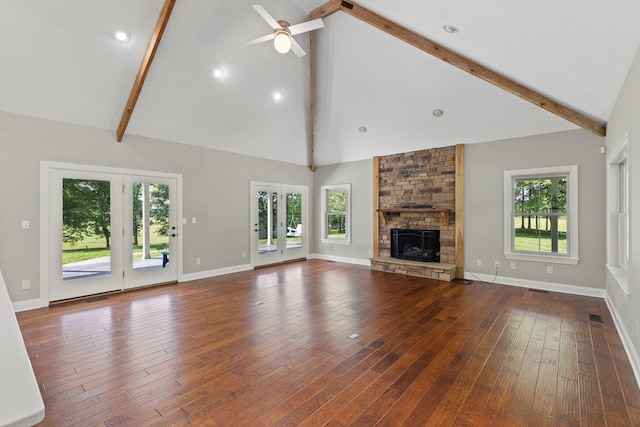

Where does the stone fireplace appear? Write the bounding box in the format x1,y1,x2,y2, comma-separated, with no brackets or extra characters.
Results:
370,146,462,281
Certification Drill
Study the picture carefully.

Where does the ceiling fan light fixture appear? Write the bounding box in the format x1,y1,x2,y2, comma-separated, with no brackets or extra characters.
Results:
273,29,291,54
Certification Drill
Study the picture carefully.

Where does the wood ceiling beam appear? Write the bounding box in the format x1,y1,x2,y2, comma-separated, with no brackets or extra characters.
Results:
116,0,176,142
309,31,317,172
309,0,342,20
313,0,606,136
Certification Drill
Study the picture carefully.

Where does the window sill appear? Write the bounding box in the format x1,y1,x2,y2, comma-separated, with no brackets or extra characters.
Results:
606,264,630,295
504,252,579,265
321,239,351,245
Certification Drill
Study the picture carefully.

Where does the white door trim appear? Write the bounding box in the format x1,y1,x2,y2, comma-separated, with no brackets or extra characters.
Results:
39,161,184,306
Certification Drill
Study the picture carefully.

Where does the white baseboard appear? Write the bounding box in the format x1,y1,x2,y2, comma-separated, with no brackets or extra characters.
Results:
12,299,44,313
463,271,607,298
308,253,371,266
604,294,640,390
181,263,253,282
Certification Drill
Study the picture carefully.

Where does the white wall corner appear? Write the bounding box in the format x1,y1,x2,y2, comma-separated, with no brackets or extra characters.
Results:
12,299,45,313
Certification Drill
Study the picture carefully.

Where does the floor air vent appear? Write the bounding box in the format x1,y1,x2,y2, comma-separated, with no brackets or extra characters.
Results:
589,314,603,323
528,288,549,294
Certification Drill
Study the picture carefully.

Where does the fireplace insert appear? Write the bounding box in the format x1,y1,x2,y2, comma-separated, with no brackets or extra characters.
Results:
390,229,440,262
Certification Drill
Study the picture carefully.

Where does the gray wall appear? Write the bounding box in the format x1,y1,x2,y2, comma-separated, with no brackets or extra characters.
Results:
312,159,373,261
606,44,640,355
0,111,313,303
464,129,606,289
0,109,619,306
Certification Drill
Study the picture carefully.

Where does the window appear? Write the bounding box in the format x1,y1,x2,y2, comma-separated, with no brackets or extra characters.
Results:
321,184,351,244
607,134,629,293
617,159,629,271
504,166,579,264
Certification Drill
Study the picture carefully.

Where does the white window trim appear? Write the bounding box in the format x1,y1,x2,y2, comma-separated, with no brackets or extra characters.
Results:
606,133,630,294
503,165,579,265
321,183,351,245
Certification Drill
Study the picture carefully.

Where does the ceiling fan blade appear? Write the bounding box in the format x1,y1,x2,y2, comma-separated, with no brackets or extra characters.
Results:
288,18,324,36
290,37,307,57
252,4,280,30
246,33,275,45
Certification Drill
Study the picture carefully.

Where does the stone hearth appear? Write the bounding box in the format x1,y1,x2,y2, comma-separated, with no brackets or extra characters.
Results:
370,257,456,281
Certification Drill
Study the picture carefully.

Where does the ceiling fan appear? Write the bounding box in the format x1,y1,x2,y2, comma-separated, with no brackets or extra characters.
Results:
246,4,324,57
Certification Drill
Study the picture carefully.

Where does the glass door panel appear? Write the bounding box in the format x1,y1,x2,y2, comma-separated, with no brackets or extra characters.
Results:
254,187,282,266
50,170,123,302
62,178,112,281
123,176,177,289
285,192,303,259
131,182,169,271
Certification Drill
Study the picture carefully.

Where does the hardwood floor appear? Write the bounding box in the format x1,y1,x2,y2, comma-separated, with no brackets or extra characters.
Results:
17,260,640,426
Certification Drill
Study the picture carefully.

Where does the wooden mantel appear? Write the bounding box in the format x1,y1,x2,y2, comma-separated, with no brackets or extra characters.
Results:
376,207,451,226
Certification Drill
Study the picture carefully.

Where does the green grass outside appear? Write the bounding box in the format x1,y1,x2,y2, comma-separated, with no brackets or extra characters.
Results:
514,215,567,253
515,228,567,253
327,230,346,239
63,225,168,264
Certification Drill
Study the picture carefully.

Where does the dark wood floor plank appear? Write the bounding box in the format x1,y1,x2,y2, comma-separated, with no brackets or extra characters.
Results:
14,260,640,426
578,373,606,427
532,346,559,416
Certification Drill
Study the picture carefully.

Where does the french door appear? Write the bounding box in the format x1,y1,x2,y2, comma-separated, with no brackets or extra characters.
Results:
251,183,307,267
45,165,179,302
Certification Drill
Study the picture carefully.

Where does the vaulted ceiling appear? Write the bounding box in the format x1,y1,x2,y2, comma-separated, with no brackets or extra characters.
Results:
1,0,639,167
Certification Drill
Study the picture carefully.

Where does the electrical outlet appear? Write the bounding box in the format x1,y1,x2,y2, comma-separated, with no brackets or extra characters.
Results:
510,262,516,270
547,266,554,274
476,259,482,266
196,258,201,265
242,252,247,259
494,261,500,268
22,280,30,290
368,249,372,256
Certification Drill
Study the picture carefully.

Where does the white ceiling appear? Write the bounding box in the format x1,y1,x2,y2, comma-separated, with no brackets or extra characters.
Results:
1,0,639,166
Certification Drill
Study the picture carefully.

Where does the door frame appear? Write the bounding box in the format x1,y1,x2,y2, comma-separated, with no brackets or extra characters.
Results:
39,161,184,307
250,181,308,267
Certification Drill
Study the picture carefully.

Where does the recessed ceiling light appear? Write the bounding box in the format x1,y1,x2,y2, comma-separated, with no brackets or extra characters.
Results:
443,25,459,34
114,30,130,43
433,109,444,117
212,68,224,78
358,126,367,133
273,92,282,101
